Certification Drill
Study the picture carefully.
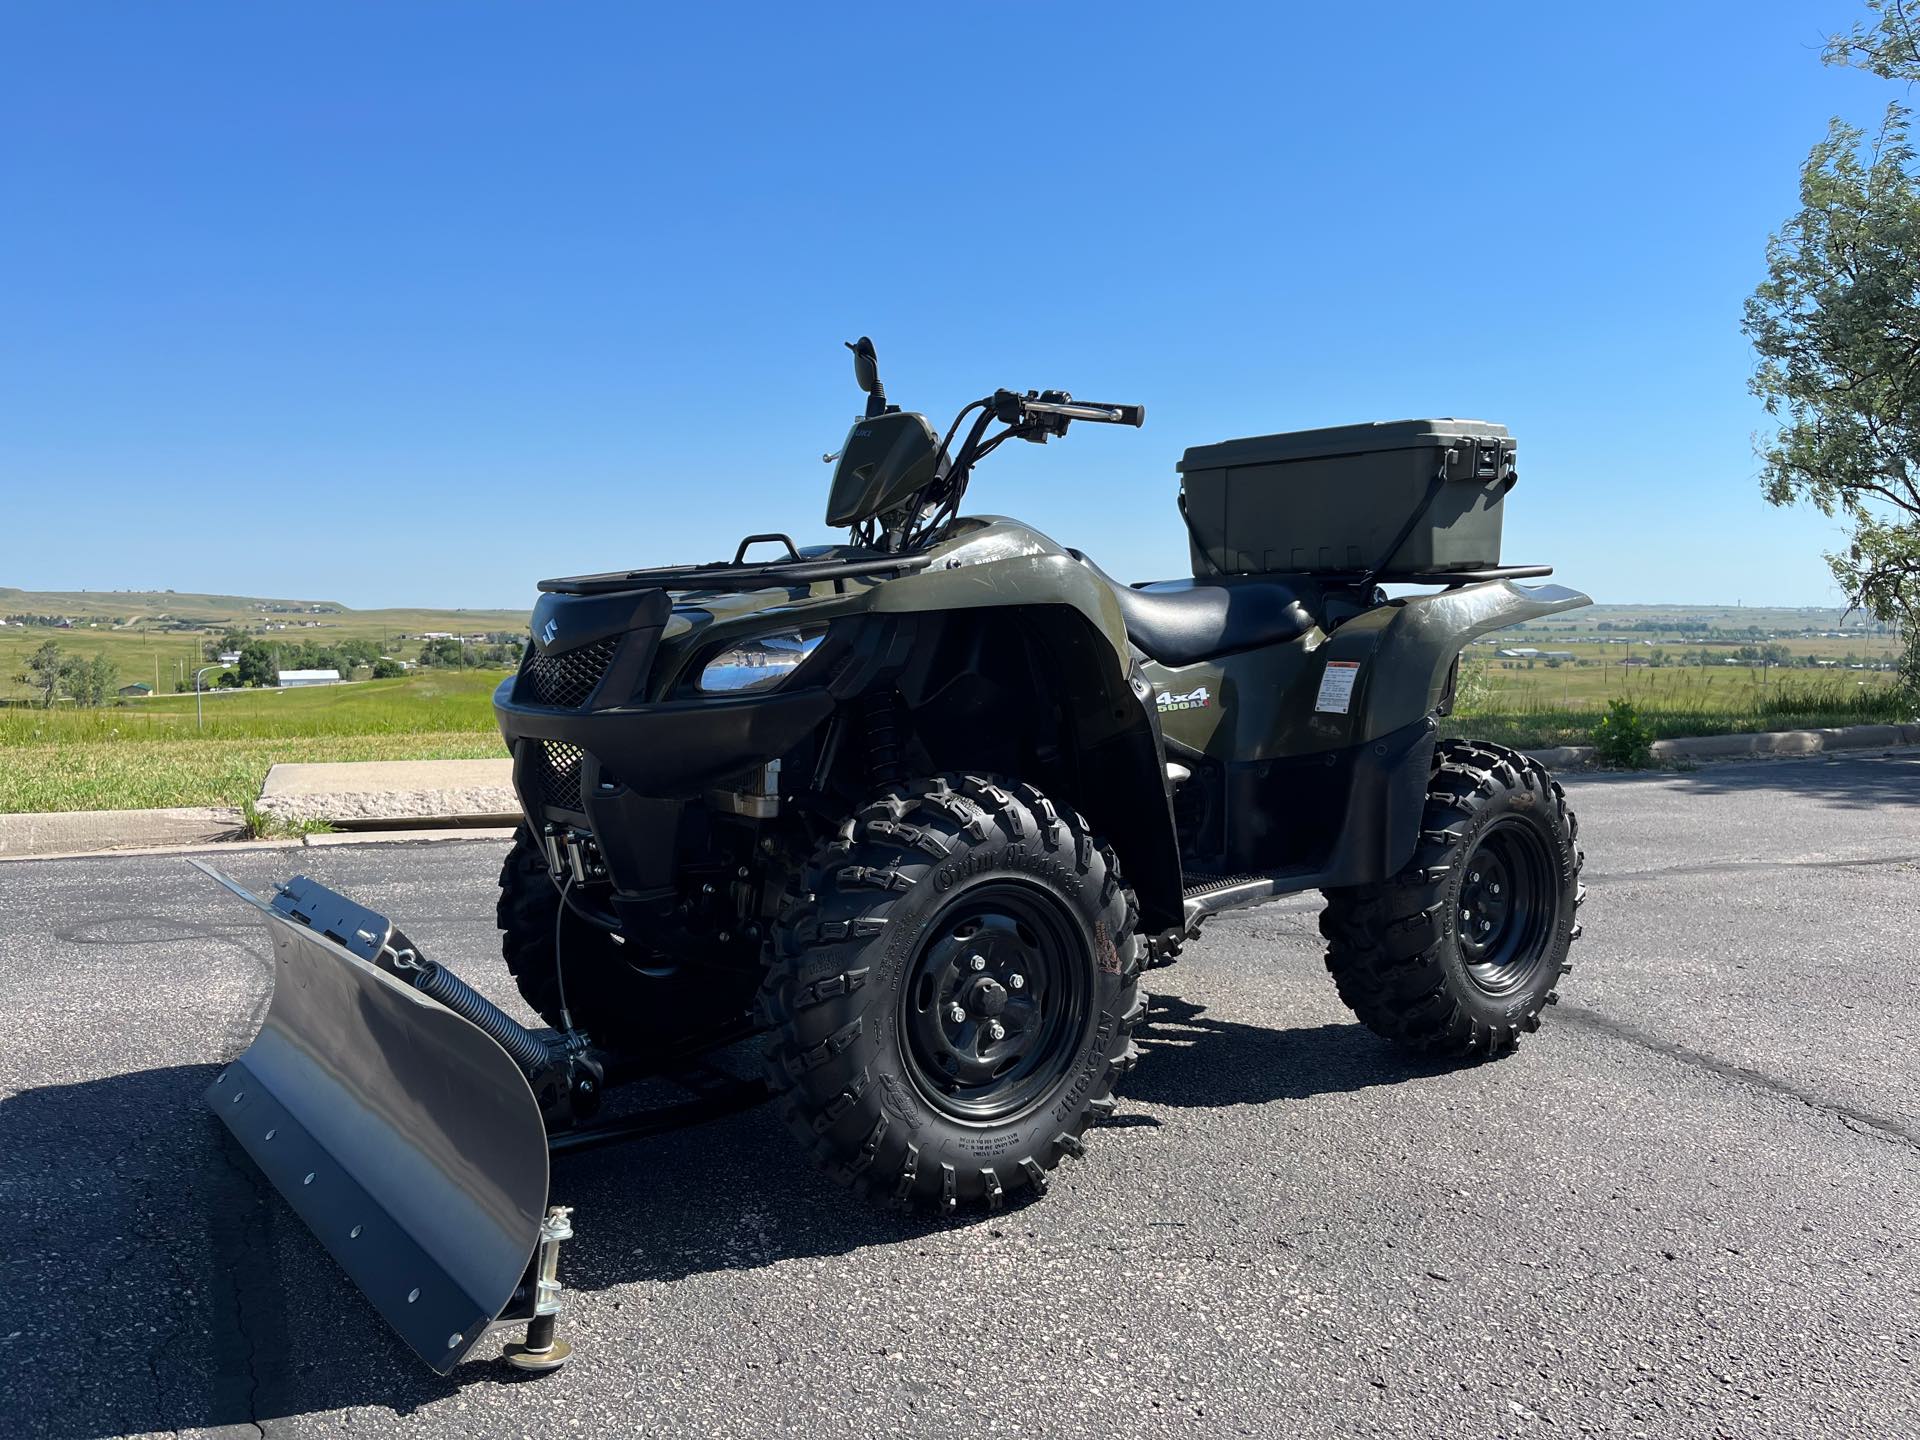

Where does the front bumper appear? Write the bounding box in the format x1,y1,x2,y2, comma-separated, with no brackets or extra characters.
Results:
495,675,832,903
496,585,844,901
496,678,834,812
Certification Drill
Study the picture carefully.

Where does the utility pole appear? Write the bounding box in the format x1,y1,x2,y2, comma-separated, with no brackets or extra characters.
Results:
195,664,225,729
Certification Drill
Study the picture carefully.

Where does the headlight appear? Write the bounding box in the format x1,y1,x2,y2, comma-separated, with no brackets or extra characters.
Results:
698,628,826,693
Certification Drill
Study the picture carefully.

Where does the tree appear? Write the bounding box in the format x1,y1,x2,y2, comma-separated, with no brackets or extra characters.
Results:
24,640,62,707
418,637,466,668
237,641,278,688
57,652,118,707
204,627,248,661
371,657,405,679
335,637,380,669
1745,1,1920,698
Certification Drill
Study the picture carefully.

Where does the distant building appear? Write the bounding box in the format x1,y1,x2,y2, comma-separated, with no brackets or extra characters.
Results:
1497,647,1541,658
217,651,241,665
118,683,153,697
279,669,341,688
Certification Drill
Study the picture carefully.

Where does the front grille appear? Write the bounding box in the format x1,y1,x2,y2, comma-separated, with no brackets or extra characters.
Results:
521,636,620,708
527,740,585,812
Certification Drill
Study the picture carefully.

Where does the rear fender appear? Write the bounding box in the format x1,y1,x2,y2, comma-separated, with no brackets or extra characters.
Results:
1347,581,1592,740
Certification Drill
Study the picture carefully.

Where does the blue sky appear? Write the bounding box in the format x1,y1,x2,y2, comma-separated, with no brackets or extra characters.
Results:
0,1,1890,610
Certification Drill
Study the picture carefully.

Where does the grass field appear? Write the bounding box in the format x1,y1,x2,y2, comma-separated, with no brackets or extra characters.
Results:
0,671,511,813
1450,663,1912,749
0,586,527,703
1,599,1913,812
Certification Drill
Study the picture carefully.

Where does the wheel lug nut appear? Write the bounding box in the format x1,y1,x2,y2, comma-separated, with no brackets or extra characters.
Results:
1008,973,1025,990
1490,883,1501,895
1470,872,1480,883
948,1003,967,1023
986,1021,1005,1042
1460,909,1470,923
969,955,987,972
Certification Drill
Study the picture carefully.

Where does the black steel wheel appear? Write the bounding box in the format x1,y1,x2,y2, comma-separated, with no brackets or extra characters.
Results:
1320,738,1584,1057
761,775,1145,1213
1455,817,1557,997
899,884,1092,1124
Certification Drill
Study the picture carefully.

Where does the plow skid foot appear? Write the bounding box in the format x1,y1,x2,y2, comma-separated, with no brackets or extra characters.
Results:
195,863,553,1374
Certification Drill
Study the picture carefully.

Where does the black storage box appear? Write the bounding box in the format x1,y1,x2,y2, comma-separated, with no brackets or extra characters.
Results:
1176,419,1516,579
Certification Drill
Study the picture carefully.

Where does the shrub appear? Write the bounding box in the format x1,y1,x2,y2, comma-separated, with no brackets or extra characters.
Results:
1591,698,1656,768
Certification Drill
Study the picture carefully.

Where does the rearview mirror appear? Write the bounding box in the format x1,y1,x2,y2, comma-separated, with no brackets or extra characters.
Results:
847,336,880,395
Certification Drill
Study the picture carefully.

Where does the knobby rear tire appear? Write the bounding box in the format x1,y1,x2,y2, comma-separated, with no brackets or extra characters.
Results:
1319,738,1584,1057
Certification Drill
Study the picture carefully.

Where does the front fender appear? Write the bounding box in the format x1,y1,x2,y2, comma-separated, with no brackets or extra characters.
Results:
868,548,1133,659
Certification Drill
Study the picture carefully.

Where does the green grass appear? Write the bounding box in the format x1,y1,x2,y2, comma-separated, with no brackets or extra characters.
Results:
0,648,1912,813
1450,669,1914,750
0,671,511,813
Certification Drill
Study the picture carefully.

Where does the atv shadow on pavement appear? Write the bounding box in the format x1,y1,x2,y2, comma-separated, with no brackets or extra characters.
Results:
7,1006,1450,1438
1579,749,1920,810
1125,994,1468,1112
4,1060,966,1438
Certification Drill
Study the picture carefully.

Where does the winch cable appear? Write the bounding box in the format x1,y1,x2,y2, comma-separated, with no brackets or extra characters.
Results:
553,876,578,1033
543,862,626,939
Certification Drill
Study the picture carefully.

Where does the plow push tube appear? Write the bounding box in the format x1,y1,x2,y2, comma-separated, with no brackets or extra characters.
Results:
193,862,554,1374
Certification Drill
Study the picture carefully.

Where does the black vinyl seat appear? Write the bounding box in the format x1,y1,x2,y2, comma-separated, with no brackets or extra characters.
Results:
1069,552,1317,667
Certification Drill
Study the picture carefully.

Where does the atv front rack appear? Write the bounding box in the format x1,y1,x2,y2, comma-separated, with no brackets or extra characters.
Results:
540,545,933,596
193,863,768,1375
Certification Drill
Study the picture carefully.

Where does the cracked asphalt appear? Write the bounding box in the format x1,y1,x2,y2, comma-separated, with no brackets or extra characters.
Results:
2,751,1916,1438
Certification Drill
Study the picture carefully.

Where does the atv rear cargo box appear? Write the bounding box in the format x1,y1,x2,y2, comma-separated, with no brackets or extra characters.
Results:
1177,419,1515,579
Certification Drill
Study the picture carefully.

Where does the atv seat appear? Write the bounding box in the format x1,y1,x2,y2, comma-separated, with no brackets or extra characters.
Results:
1069,552,1317,667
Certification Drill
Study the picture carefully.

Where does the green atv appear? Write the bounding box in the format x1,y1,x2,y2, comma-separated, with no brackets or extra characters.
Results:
491,335,1588,1197
200,338,1587,1374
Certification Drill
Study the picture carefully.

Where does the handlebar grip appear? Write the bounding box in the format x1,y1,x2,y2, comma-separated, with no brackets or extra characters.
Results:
1088,401,1146,427
1022,397,1147,427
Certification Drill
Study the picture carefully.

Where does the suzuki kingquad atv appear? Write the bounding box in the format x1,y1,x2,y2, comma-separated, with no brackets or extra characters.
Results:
200,339,1588,1373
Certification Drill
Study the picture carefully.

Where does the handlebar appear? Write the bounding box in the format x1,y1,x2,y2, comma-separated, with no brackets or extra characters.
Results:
1020,396,1146,427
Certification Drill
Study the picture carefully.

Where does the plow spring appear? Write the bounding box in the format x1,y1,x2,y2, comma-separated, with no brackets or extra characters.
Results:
193,862,767,1374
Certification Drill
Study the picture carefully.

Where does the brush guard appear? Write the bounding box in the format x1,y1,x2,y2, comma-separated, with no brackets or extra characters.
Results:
193,862,767,1375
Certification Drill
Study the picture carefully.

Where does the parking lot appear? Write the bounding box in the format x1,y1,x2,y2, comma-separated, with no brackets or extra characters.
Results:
4,752,1917,1438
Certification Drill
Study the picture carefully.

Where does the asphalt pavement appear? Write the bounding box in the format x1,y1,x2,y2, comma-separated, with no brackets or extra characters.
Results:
2,752,1916,1438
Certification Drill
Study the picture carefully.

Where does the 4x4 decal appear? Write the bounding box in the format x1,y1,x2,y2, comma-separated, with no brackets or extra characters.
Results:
1155,686,1211,712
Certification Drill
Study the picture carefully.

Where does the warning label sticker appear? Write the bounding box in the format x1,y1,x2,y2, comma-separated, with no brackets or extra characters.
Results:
1314,660,1361,714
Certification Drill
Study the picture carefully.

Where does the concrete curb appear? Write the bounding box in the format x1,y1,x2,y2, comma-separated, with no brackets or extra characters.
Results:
257,758,516,828
0,828,520,864
1522,721,1920,771
1523,745,1596,768
0,806,245,859
302,826,517,848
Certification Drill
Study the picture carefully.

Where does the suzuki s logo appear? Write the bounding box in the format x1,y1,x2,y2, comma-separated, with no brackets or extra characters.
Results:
1156,686,1211,712
539,618,559,646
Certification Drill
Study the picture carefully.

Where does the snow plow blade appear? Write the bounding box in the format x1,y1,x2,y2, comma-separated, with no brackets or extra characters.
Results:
195,862,551,1374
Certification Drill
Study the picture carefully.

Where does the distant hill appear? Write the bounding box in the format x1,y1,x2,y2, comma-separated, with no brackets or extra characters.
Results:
0,588,530,703
0,587,527,631
1510,602,1897,637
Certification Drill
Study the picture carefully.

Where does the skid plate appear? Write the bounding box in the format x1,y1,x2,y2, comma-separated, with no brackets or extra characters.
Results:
196,864,550,1373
